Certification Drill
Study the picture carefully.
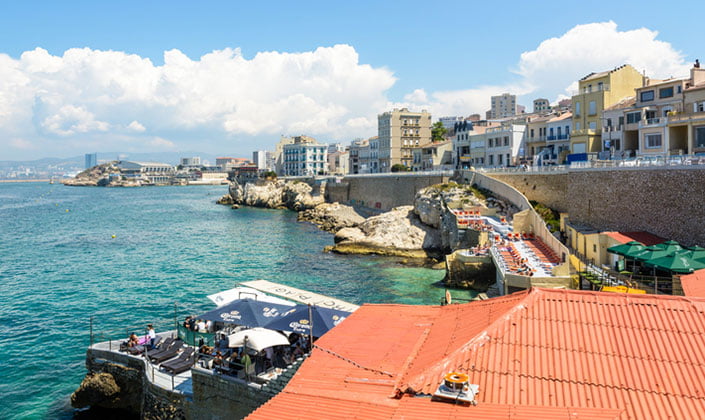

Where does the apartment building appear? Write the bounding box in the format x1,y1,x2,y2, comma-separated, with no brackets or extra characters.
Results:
570,64,645,155
545,112,572,164
533,98,551,113
411,140,453,171
282,136,328,176
348,138,368,174
377,108,431,172
453,121,497,169
525,115,551,161
484,123,526,167
489,93,518,119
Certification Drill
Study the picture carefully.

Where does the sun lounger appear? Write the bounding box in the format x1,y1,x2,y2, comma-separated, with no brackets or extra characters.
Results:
148,339,183,363
144,337,174,358
162,349,197,375
161,347,195,370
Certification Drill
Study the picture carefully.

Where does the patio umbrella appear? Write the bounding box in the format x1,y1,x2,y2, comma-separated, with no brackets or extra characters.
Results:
197,299,293,328
607,241,645,257
227,328,290,351
264,304,351,338
657,240,683,254
683,246,705,262
643,252,705,274
632,245,671,263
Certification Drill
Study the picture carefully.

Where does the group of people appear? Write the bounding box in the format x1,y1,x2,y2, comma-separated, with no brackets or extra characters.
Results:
183,316,212,333
199,331,310,378
126,324,157,350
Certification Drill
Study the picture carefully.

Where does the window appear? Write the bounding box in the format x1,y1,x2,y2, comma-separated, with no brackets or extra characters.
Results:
575,122,581,130
589,121,597,130
598,82,603,91
488,139,493,147
588,101,596,115
626,112,641,124
696,126,705,148
659,87,674,98
606,118,612,127
677,85,682,93
645,133,662,148
530,129,534,138
575,102,581,115
504,136,509,146
640,90,655,102
498,154,503,164
618,116,625,126
489,155,494,165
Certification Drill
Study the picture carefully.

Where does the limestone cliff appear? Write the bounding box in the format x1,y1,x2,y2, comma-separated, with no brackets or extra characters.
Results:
297,202,365,233
62,162,122,187
219,179,324,211
329,206,442,259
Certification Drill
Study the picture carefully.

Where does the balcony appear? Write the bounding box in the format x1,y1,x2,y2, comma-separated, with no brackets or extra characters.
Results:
638,117,667,128
572,85,610,96
571,129,599,137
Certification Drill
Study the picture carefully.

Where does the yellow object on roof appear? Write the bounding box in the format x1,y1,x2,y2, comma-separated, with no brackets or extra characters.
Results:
601,285,646,294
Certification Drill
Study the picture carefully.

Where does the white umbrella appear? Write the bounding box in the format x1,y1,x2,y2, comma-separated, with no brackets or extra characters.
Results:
208,286,295,307
227,328,290,351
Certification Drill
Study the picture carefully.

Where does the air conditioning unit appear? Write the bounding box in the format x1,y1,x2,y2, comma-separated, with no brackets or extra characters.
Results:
432,372,479,405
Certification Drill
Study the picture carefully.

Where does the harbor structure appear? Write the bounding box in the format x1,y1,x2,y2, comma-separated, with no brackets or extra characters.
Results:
377,108,432,172
117,161,175,185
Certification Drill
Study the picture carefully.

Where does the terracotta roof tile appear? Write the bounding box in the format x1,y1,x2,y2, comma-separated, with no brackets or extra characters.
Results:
603,231,665,246
681,269,705,298
246,289,705,420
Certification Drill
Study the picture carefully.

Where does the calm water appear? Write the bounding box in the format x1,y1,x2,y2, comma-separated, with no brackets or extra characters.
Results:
0,182,474,420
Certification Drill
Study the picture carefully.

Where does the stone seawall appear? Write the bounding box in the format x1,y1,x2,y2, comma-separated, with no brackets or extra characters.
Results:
489,172,569,212
489,167,705,246
325,175,450,211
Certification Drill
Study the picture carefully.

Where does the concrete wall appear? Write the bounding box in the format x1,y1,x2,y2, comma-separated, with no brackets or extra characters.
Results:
325,175,450,210
486,167,705,247
487,172,570,212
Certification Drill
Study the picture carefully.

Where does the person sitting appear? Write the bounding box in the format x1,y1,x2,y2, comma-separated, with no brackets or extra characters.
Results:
128,333,140,348
196,319,207,333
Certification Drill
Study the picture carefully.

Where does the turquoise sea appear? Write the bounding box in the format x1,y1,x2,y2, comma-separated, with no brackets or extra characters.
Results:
0,182,475,419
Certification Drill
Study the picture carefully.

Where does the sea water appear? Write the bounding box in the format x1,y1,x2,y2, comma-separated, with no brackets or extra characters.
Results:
0,182,475,419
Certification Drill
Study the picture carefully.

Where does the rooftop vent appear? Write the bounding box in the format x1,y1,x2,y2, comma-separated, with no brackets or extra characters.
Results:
432,372,479,405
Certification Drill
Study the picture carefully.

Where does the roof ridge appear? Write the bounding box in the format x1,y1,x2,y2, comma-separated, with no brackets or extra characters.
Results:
470,366,705,401
402,290,540,393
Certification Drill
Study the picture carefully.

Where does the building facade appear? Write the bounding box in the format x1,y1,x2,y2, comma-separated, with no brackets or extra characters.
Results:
570,64,645,155
85,153,98,169
533,98,550,114
252,151,268,170
282,136,328,176
377,108,432,172
489,93,518,119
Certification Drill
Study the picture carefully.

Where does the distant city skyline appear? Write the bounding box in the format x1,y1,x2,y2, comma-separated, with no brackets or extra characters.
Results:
0,0,700,160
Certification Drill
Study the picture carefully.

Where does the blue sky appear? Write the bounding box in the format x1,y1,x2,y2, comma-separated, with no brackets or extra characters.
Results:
0,0,700,160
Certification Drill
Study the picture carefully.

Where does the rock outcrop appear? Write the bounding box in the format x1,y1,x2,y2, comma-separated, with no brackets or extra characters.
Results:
62,162,122,187
329,206,442,259
298,202,365,233
414,182,486,228
219,179,324,211
71,363,142,412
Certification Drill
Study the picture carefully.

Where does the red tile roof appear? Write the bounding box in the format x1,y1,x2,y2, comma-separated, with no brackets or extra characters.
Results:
681,269,705,298
246,289,705,420
603,231,665,246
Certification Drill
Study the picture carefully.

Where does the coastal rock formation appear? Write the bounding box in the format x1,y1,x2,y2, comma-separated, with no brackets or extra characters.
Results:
222,179,325,211
297,202,365,233
71,362,142,413
414,182,486,228
330,206,442,259
62,162,121,187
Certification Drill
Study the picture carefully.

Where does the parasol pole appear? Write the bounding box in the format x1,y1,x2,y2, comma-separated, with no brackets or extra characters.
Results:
308,304,313,353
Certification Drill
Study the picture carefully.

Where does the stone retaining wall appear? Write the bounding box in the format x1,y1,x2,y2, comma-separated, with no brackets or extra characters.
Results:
326,175,449,210
487,167,705,246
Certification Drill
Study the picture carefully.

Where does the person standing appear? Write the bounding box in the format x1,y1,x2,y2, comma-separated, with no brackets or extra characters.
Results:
146,324,156,349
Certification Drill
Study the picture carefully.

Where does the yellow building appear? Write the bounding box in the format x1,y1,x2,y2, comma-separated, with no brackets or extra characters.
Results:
570,64,645,154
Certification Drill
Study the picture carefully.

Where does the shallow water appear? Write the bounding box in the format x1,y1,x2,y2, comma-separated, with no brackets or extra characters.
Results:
0,182,476,419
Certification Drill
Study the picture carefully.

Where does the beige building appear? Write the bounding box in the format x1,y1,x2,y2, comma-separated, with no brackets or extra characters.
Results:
411,140,453,171
570,64,646,154
533,98,550,113
489,93,518,119
667,65,705,154
377,108,431,172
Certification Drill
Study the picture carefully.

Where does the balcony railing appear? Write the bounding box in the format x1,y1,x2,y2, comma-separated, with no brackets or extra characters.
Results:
639,117,666,128
571,128,599,136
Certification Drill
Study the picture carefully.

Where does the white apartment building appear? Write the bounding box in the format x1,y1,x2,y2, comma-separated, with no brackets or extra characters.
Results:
282,136,328,176
489,93,518,119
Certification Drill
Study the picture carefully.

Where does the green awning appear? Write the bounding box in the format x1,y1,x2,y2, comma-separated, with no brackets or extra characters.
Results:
657,240,683,254
684,246,705,262
643,252,705,274
632,245,671,262
607,241,645,257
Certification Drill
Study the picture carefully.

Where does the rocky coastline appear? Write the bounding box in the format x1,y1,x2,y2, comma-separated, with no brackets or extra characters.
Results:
217,178,516,282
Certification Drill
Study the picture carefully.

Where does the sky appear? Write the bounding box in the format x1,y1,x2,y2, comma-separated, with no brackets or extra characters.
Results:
0,0,701,160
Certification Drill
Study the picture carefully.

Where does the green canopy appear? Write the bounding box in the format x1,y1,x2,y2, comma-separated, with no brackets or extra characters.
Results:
643,252,705,274
607,241,645,257
684,245,705,262
632,245,671,262
657,240,683,254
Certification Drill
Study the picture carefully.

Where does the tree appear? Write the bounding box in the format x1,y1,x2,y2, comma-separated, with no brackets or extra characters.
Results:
431,121,447,143
391,163,410,172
